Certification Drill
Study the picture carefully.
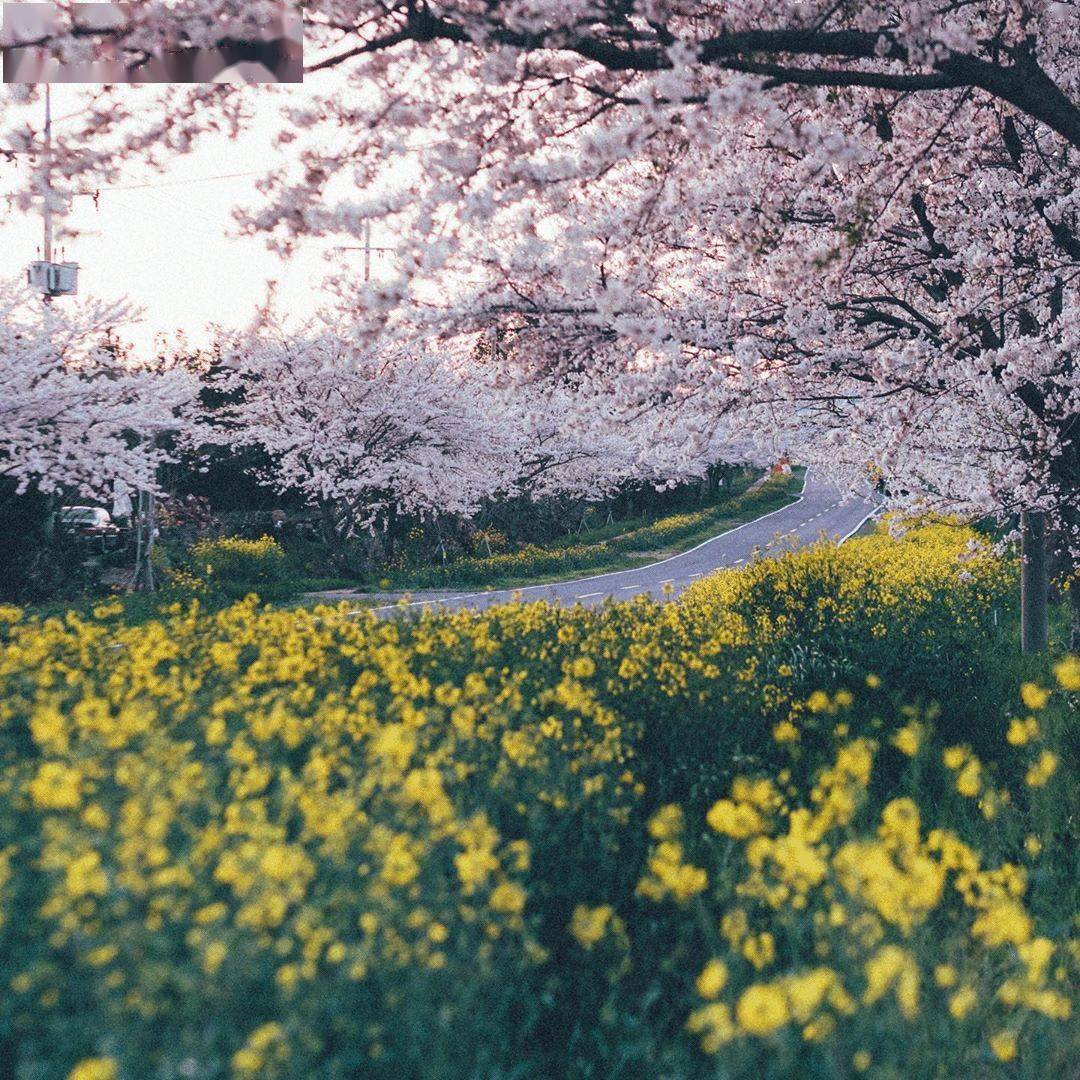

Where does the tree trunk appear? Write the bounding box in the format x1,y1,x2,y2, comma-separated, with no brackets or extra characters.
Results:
319,500,338,547
1021,510,1049,654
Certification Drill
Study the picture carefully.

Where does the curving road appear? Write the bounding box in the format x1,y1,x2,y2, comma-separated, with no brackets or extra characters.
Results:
367,471,878,616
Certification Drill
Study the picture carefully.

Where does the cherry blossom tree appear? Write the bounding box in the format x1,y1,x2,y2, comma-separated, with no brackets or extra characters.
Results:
0,281,200,500
215,325,507,541
216,320,755,545
3,3,1076,146
487,362,751,505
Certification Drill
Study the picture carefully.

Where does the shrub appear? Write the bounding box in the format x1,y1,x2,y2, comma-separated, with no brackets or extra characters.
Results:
185,535,288,600
0,485,97,603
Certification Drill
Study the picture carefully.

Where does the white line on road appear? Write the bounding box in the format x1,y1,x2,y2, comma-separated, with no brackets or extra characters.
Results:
838,506,883,543
576,592,602,599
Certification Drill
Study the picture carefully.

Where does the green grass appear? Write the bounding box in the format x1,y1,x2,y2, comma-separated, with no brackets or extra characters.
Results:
22,590,168,626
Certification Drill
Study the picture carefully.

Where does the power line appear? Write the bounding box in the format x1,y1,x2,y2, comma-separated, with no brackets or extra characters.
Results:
89,169,261,192
1,159,263,190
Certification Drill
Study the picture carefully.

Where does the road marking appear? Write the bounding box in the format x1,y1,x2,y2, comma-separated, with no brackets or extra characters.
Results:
734,558,745,565
576,592,602,599
689,572,702,577
620,584,639,590
659,578,675,584
838,506,883,543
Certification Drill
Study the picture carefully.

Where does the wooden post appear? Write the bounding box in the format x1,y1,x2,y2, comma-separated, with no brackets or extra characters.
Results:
1021,510,1048,654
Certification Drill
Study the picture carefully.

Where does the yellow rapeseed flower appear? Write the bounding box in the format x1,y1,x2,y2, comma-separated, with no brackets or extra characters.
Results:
489,881,527,915
29,761,82,810
695,959,728,999
1006,717,1039,746
989,1030,1018,1062
67,1059,118,1080
1025,750,1058,788
971,901,1033,948
647,804,684,840
568,656,595,679
742,933,776,971
637,841,708,903
569,904,614,949
706,799,764,839
1052,655,1080,691
942,745,968,770
735,983,790,1036
863,945,919,1019
686,1002,735,1052
948,985,977,1020
955,759,982,798
1019,683,1050,710
891,722,921,757
772,720,799,743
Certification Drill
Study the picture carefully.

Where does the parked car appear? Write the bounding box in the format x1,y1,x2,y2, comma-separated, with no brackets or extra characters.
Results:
57,506,125,552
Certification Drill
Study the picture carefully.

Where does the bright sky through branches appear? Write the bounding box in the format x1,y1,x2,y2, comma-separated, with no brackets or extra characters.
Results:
0,83,370,357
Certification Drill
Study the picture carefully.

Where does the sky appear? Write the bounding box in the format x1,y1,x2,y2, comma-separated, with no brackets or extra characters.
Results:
0,82,388,357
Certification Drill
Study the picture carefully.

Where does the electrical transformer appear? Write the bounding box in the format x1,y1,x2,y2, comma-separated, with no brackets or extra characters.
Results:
27,261,79,296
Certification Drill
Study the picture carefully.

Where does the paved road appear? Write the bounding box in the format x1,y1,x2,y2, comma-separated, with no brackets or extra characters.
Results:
369,471,878,616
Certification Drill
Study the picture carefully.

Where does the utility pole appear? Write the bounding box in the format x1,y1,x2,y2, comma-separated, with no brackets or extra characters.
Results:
130,422,173,592
332,221,394,282
131,487,158,592
28,85,79,300
38,85,55,307
43,84,53,265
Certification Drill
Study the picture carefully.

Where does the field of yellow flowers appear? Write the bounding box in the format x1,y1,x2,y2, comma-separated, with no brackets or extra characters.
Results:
0,520,1076,1078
